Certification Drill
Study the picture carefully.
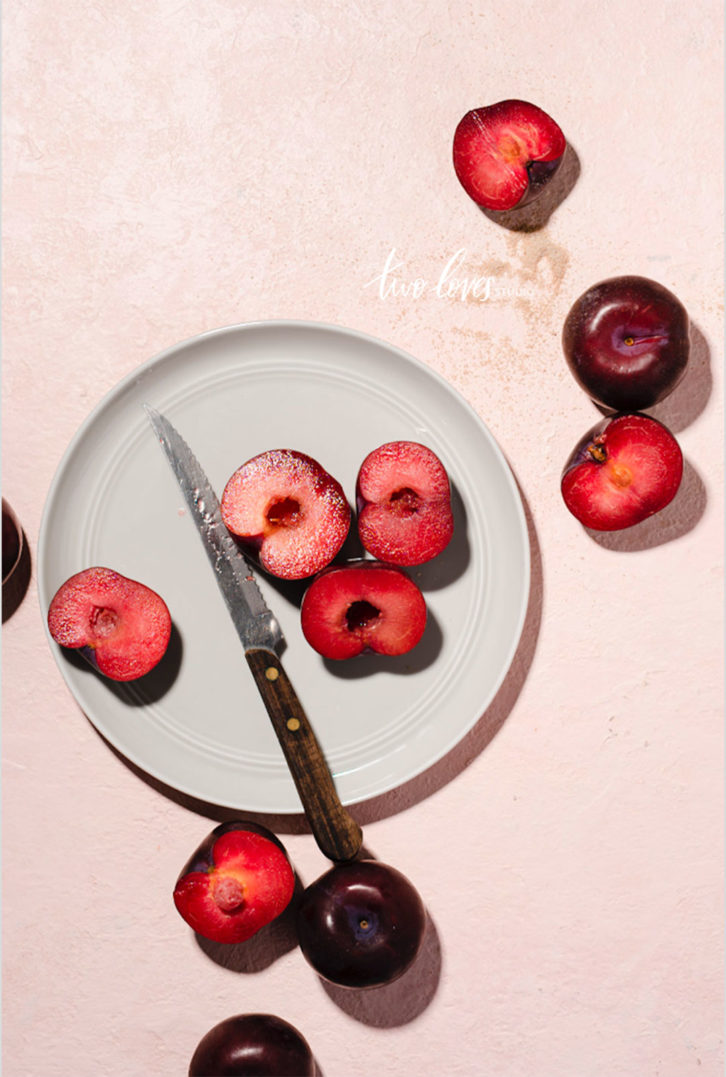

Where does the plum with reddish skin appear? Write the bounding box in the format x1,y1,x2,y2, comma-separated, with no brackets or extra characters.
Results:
453,99,566,212
300,561,427,660
356,441,453,566
296,859,426,989
188,1014,314,1077
173,822,295,945
562,275,690,411
561,413,683,531
221,449,350,580
47,567,171,681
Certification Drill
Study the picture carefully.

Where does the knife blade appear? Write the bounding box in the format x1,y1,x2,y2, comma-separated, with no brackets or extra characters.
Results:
145,405,362,863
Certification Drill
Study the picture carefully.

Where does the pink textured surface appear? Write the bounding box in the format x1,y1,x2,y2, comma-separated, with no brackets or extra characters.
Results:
2,3,723,1076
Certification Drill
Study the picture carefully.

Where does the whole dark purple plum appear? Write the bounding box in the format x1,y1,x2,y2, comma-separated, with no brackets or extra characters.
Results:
296,859,426,989
562,275,690,411
188,1014,314,1076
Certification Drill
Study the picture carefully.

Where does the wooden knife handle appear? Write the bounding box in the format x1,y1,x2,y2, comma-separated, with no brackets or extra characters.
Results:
246,648,363,863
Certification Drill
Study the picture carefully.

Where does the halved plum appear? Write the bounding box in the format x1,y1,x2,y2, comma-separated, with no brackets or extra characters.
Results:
47,567,171,681
356,441,453,566
221,450,350,580
300,561,427,660
173,822,296,945
453,99,566,211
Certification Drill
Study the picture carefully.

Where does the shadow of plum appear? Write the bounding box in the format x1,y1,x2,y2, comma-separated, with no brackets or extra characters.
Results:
255,480,470,615
479,142,581,233
585,457,706,552
318,910,441,1027
592,322,713,435
193,872,304,973
648,322,713,433
295,843,441,1027
61,621,184,704
412,481,470,591
322,607,443,679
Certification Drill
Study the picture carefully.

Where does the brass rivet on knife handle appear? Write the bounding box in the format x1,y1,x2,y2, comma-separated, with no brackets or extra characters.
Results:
246,648,363,863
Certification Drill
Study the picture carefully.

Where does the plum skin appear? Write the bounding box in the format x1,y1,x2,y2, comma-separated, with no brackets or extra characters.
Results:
296,859,426,989
188,1013,314,1077
2,501,22,582
562,275,690,411
175,821,290,877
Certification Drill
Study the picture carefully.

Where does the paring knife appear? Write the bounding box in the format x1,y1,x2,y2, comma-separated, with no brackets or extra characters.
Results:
145,405,363,863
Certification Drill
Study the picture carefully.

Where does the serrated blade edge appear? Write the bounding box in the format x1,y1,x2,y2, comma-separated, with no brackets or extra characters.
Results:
144,405,284,653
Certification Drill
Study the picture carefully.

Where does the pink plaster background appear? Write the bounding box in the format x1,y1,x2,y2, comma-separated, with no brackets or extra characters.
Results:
2,2,723,1075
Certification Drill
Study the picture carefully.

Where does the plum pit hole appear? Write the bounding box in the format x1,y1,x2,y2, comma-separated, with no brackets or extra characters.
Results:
267,497,301,528
90,606,120,638
389,487,420,516
346,600,380,633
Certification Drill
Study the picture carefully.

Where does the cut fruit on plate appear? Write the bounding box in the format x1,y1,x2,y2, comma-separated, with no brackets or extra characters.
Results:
37,321,530,812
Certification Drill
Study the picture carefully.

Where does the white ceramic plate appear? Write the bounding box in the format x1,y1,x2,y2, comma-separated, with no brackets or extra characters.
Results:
38,322,530,812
